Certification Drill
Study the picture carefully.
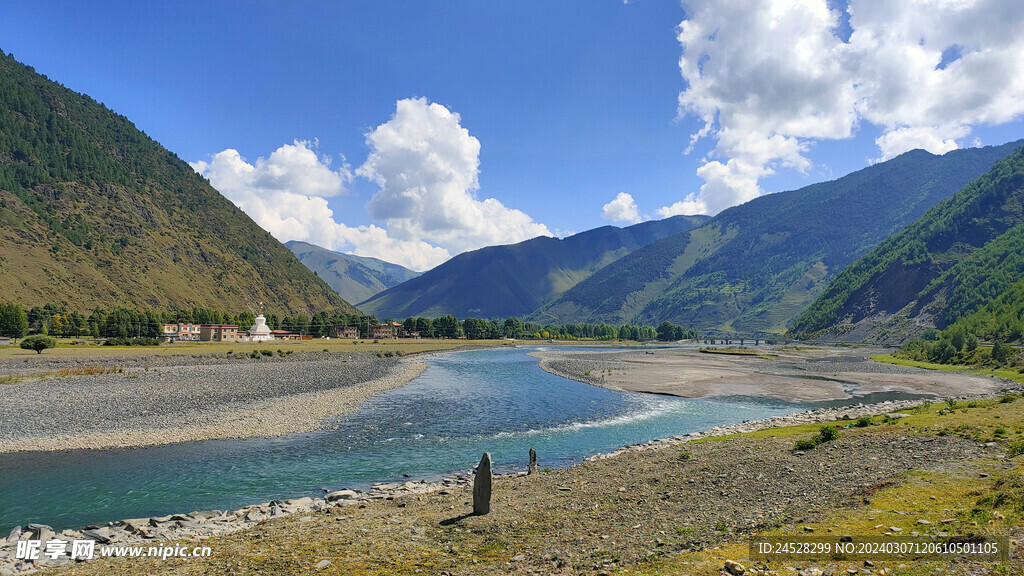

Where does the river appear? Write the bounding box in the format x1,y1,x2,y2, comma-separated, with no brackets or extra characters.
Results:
0,347,904,532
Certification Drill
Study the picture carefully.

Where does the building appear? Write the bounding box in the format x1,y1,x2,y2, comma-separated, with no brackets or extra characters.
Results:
270,330,291,340
0,337,11,346
330,325,359,339
369,323,398,339
247,314,274,342
162,323,201,342
199,324,241,342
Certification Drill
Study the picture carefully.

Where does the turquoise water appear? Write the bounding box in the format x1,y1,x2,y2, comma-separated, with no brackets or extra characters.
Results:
0,348,911,531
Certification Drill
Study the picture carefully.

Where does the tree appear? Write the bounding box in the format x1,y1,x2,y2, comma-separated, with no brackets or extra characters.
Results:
434,315,463,339
991,340,1013,365
503,317,524,339
0,302,29,339
20,334,57,354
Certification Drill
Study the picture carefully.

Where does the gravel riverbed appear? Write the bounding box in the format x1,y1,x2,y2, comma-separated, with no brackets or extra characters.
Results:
0,351,424,452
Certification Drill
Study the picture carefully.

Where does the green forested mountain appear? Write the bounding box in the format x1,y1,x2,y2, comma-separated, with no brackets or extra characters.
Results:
357,215,709,320
286,241,421,305
790,144,1024,343
0,51,352,315
531,141,1024,334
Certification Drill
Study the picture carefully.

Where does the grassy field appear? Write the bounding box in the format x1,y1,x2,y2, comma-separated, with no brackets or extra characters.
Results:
873,353,1024,386
0,337,506,361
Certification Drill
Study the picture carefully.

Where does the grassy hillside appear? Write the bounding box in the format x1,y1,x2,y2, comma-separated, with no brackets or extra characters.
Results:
0,51,352,315
357,215,708,320
790,144,1024,343
532,141,1023,335
286,241,420,305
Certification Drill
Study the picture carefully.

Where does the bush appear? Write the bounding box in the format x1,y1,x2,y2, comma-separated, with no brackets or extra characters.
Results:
20,335,57,354
249,350,261,359
794,425,841,451
1000,393,1020,404
854,416,872,428
260,349,273,356
1007,441,1024,458
818,425,840,442
794,438,818,451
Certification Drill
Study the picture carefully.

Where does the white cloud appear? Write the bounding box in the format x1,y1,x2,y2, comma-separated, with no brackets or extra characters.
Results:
671,0,1024,215
191,141,449,272
357,97,552,254
602,192,644,224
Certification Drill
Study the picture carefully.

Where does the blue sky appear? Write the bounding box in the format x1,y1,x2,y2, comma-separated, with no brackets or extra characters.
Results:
3,1,1023,270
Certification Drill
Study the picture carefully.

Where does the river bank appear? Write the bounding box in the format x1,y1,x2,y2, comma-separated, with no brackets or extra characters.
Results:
6,391,1021,575
531,346,1008,401
0,350,427,453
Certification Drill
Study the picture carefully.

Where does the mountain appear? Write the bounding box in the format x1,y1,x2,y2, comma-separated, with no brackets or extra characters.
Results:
531,141,1024,334
0,51,353,315
789,144,1024,344
357,215,709,320
286,241,421,305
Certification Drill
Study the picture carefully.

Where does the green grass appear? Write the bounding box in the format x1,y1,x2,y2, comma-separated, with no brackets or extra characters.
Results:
873,353,1024,385
0,338,503,360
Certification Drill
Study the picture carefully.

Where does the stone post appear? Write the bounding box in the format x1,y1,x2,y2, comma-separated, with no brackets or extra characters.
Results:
473,452,492,515
528,447,537,475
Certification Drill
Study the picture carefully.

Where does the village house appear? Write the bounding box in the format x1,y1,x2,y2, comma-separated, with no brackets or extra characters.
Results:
199,324,241,342
270,329,292,340
330,325,359,339
0,336,11,346
369,322,399,339
162,323,201,342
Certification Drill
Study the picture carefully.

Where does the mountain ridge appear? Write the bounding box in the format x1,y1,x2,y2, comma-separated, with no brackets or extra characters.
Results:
531,140,1024,334
357,215,709,319
789,144,1024,344
286,241,420,305
0,51,353,315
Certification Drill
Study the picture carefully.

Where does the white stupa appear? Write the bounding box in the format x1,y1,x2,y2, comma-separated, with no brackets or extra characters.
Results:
248,314,274,342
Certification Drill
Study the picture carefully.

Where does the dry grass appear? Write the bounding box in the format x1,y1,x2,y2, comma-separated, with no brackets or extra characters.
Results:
0,364,123,384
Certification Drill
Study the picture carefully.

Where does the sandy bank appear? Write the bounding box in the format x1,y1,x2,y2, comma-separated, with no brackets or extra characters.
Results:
531,346,1012,402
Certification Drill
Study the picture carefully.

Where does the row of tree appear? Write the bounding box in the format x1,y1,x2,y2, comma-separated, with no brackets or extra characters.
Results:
896,326,1019,368
1,300,702,344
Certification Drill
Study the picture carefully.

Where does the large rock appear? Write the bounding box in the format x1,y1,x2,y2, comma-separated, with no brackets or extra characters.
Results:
327,490,359,502
473,452,492,515
528,447,537,475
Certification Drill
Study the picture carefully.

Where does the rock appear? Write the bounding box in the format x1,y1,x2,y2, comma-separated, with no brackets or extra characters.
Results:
315,559,332,569
327,490,359,502
82,527,114,544
799,568,823,576
529,447,537,475
840,535,853,543
473,452,492,515
917,519,931,525
5,526,20,544
803,525,814,532
511,554,526,562
724,559,746,575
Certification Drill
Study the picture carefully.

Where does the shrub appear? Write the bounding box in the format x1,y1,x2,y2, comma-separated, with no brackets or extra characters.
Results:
249,350,261,359
817,425,840,443
260,349,273,356
855,416,872,428
276,349,284,357
678,451,691,461
794,425,841,451
945,397,958,409
20,335,57,354
1007,441,1024,458
794,438,818,451
1000,393,1020,404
